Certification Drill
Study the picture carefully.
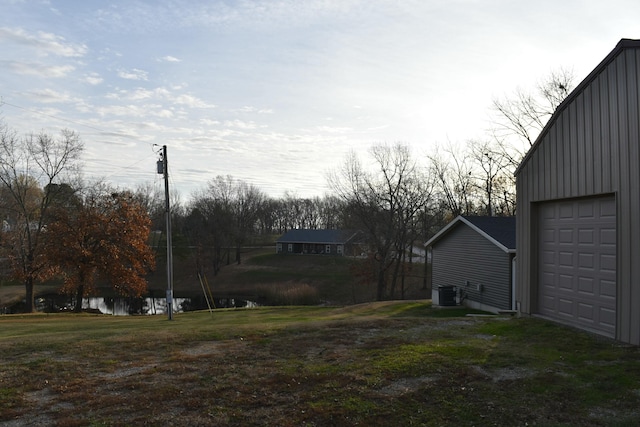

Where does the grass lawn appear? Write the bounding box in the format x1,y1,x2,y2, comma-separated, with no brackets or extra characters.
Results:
1,301,639,426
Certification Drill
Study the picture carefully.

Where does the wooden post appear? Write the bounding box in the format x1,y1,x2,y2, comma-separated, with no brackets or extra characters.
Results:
158,145,174,320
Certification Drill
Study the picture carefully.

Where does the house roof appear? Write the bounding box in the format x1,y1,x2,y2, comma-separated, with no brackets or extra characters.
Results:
425,216,516,253
515,38,640,175
276,229,360,244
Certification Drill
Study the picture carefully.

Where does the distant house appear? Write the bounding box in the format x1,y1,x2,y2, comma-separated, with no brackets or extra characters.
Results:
276,229,363,256
425,216,516,313
515,39,640,344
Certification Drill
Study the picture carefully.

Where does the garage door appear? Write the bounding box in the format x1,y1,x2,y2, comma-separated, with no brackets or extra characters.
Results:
537,196,616,337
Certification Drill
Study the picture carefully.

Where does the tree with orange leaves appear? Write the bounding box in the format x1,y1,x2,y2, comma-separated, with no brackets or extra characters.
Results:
45,187,155,312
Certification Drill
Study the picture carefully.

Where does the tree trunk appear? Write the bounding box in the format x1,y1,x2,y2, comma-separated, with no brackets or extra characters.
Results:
376,267,386,301
213,246,221,275
401,251,407,300
25,276,34,313
74,283,84,313
389,258,399,299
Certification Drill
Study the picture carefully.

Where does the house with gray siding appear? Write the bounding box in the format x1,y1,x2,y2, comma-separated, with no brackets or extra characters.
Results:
515,39,640,344
425,216,516,313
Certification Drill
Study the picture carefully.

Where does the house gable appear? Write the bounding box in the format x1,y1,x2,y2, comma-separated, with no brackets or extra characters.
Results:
427,216,516,312
426,216,515,253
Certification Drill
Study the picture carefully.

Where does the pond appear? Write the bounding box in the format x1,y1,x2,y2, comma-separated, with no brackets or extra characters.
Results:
23,294,258,315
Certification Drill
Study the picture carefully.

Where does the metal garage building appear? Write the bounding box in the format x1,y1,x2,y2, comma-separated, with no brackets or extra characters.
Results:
515,39,640,344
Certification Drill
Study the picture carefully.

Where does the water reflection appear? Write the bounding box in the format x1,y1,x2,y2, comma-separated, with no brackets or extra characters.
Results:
84,297,190,316
29,294,257,315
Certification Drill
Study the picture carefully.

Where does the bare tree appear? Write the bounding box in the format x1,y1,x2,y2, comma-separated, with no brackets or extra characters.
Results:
427,143,477,218
184,194,224,276
317,195,345,229
256,197,279,234
468,139,514,216
388,163,434,298
491,67,575,151
482,68,575,216
329,143,431,300
187,179,234,274
187,175,265,274
0,126,84,312
132,182,166,230
231,180,265,264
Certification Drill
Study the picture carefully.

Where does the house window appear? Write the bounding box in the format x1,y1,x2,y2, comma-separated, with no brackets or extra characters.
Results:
288,243,293,253
325,244,331,254
277,243,282,253
337,245,343,255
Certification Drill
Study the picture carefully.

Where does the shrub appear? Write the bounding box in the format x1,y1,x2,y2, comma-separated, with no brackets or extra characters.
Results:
257,282,320,306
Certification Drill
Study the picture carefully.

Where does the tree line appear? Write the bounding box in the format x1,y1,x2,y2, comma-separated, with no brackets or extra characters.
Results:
0,69,573,310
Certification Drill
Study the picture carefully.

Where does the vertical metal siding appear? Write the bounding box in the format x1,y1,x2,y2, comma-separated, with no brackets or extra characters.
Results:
591,77,603,194
548,125,557,200
600,68,611,187
562,110,572,196
569,99,584,194
629,50,640,342
431,224,512,311
616,52,631,342
516,45,640,345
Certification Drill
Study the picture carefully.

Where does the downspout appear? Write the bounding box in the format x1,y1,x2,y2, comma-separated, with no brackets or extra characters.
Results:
511,255,517,311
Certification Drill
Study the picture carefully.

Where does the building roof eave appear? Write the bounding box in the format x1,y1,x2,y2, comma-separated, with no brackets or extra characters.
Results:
425,216,515,253
515,38,640,176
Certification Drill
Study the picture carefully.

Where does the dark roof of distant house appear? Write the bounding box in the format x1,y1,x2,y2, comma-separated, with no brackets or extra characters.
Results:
425,215,516,253
277,229,360,244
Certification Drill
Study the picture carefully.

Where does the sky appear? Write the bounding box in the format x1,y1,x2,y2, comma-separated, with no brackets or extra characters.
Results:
1,0,639,201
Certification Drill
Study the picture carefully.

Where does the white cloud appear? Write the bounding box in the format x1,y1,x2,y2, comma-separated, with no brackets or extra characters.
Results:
103,87,214,110
232,106,274,114
314,125,354,134
224,119,257,130
200,118,220,126
94,104,146,118
159,55,181,62
235,106,257,113
84,72,103,85
0,27,87,57
125,88,156,101
172,94,215,108
117,68,148,81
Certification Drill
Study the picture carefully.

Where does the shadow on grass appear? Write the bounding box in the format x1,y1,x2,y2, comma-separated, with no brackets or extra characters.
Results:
390,301,493,318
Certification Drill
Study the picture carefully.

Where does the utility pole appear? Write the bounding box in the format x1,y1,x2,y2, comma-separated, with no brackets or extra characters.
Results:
157,145,174,320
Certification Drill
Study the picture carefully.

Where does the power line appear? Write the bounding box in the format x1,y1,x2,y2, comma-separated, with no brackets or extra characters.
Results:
98,152,158,182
